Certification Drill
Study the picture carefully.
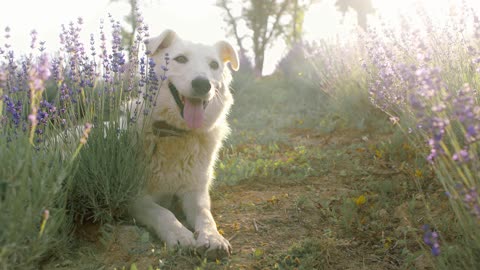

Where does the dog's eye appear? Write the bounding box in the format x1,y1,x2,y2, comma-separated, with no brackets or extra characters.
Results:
174,55,188,64
209,60,219,70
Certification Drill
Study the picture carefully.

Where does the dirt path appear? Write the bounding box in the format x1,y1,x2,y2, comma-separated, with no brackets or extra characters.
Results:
212,180,365,269
49,129,429,270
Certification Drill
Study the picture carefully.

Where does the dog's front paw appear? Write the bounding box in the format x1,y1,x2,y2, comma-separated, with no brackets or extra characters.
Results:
163,226,196,248
194,230,232,260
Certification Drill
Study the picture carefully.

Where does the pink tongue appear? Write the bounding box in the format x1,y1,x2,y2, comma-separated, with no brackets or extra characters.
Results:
183,98,204,129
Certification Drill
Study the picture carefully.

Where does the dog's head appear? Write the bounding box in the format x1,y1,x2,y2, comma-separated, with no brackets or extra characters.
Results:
146,29,239,131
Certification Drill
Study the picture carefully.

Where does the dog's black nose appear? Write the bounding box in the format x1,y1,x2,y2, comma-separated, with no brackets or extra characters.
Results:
192,77,211,96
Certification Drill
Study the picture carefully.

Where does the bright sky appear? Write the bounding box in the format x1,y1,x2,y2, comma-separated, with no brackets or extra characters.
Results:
1,0,479,75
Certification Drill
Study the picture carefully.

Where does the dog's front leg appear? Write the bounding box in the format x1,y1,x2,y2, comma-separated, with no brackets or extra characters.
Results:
180,189,231,259
130,195,195,248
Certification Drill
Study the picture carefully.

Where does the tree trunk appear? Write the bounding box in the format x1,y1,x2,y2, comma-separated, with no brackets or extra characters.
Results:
254,50,264,76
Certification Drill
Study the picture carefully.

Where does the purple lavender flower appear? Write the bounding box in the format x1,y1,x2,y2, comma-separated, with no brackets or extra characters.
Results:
425,117,449,163
138,56,146,88
4,26,11,42
147,57,158,91
30,30,38,50
3,95,22,126
452,148,471,163
110,19,125,74
0,10,157,139
422,225,440,256
38,41,46,52
451,84,480,144
456,185,480,221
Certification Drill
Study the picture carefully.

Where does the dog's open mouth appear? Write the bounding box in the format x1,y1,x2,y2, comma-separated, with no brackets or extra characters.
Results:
169,82,209,129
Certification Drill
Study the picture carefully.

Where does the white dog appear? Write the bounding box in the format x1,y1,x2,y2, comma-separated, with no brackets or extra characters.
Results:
129,29,239,259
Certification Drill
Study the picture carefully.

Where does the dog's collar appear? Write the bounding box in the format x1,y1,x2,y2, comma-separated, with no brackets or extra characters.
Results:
151,120,187,137
168,82,184,118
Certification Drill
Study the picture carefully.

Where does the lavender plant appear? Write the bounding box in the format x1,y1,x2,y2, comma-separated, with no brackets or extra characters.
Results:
363,3,480,268
291,39,386,132
0,7,164,269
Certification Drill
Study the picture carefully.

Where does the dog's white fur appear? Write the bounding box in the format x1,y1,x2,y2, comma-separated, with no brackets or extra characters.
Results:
129,30,239,259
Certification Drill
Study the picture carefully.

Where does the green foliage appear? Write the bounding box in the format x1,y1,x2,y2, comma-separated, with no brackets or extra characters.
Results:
0,136,74,270
68,122,148,224
338,196,359,234
231,56,256,93
227,73,327,146
276,40,389,133
311,42,387,130
217,144,315,185
275,238,331,270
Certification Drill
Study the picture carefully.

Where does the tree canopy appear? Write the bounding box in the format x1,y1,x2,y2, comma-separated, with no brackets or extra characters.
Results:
217,0,313,76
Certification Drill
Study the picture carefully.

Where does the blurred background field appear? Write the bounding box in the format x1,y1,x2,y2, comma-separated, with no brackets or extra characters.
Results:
2,0,480,269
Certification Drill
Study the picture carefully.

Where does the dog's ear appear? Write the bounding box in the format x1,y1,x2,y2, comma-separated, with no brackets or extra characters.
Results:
146,29,177,56
215,41,239,71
